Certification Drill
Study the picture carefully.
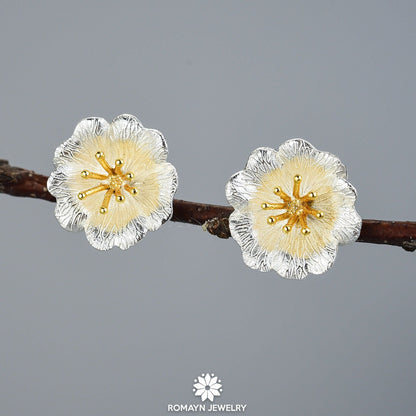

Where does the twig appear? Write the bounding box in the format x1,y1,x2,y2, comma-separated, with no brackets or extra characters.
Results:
0,159,415,251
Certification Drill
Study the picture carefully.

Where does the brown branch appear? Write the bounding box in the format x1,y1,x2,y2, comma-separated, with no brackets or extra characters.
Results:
0,159,415,252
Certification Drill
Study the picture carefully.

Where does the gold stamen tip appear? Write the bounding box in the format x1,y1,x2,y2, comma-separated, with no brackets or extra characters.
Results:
301,227,311,235
126,172,134,179
115,159,124,166
78,192,85,200
116,195,125,202
81,170,90,178
100,207,108,214
308,192,317,198
316,211,324,218
130,188,138,195
273,187,280,194
95,151,104,159
267,217,276,225
294,174,302,182
283,225,292,233
261,203,268,209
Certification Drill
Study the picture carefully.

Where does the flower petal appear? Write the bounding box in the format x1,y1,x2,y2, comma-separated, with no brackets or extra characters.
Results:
207,391,214,402
54,117,110,168
210,383,222,390
209,376,218,386
194,389,205,397
110,114,168,161
225,170,262,210
270,250,308,279
306,244,338,275
198,376,205,385
201,391,208,402
313,150,347,179
109,114,143,142
245,147,281,174
229,210,272,272
275,138,317,165
143,162,178,231
204,373,211,385
211,389,221,396
47,170,87,231
332,205,362,245
84,217,146,251
193,383,205,390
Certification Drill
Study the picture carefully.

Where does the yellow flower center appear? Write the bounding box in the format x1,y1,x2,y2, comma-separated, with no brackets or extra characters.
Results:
77,151,138,214
261,174,324,235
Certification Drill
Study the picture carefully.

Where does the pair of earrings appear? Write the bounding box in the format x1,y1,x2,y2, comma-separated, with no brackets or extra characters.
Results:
48,114,361,279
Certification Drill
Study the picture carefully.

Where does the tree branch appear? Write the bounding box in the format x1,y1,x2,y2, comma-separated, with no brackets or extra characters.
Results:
0,159,415,252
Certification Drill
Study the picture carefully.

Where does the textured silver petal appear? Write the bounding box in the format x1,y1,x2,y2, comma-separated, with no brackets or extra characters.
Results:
306,245,338,275
225,170,262,210
53,117,110,167
314,150,347,179
275,138,318,166
110,114,168,161
229,210,272,272
270,250,308,280
143,162,178,231
85,217,147,251
47,170,87,231
245,147,281,174
109,114,143,141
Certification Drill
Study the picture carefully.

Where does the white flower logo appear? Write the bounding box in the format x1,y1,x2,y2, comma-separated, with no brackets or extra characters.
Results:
193,373,223,402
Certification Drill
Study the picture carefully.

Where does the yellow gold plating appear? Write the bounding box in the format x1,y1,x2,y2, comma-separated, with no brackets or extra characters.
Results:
79,151,138,214
261,174,324,235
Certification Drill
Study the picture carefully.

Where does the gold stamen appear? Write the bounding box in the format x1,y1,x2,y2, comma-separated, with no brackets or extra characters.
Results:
273,187,291,202
268,212,291,224
100,189,114,214
114,159,124,175
261,202,286,210
81,170,108,180
124,172,134,180
78,184,109,200
293,174,302,198
124,184,138,195
262,176,323,234
115,191,125,202
304,206,324,218
95,151,113,174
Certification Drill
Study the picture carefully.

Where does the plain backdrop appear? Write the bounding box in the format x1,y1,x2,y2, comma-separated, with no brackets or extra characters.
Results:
0,1,415,415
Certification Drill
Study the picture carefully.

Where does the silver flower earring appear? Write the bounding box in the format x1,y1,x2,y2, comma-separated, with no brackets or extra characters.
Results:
47,114,178,250
225,138,361,279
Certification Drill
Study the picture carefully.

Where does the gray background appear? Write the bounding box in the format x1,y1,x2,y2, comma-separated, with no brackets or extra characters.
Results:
1,1,415,415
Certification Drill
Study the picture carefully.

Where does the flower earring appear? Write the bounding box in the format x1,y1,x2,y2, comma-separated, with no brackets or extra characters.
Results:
47,114,178,250
225,139,361,279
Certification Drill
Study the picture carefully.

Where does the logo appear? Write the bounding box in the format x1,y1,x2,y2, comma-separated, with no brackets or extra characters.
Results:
167,372,247,413
193,373,223,402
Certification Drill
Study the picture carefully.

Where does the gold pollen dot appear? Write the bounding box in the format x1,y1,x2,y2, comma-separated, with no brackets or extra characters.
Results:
126,172,134,179
78,192,85,200
283,225,291,233
100,207,107,214
81,170,89,178
131,188,138,195
316,211,324,218
95,151,104,159
267,217,275,225
116,195,125,202
274,187,280,194
308,192,317,198
115,159,124,166
294,174,302,182
301,227,311,235
261,203,268,209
